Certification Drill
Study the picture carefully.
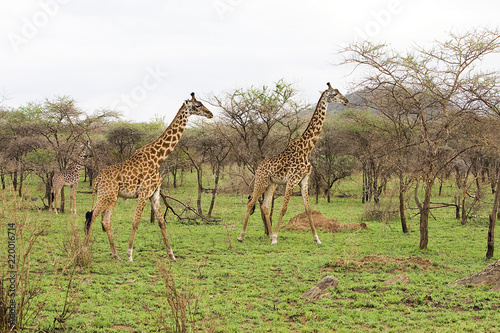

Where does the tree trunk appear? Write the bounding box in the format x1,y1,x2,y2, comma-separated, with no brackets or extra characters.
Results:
207,166,220,218
398,174,408,233
196,166,203,215
362,167,368,203
1,172,5,189
18,171,24,197
88,168,94,187
12,170,17,192
486,177,500,259
46,173,52,210
419,179,434,250
454,195,461,219
460,168,470,225
172,168,177,189
461,189,467,225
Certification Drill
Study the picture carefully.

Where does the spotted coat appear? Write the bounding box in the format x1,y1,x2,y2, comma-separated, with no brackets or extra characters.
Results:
84,93,213,262
238,83,349,245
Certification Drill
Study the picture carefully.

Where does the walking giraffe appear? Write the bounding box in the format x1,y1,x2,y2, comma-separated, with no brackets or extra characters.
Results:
84,93,213,262
50,142,89,215
237,83,349,245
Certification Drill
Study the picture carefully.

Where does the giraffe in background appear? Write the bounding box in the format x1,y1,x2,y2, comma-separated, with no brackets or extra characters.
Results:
50,142,89,215
238,83,349,245
84,93,213,262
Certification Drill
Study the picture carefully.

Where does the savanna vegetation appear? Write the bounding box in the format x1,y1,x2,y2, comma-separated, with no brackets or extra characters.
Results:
2,27,500,332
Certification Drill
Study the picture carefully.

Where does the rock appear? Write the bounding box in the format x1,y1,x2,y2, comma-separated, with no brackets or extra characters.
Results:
384,273,410,285
301,275,339,301
449,259,500,290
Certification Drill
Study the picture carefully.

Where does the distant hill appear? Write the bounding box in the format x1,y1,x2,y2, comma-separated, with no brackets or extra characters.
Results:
303,92,363,115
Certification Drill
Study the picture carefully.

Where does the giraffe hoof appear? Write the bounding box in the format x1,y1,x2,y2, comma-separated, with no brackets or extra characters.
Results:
112,254,122,261
167,250,177,262
237,237,244,242
271,234,278,245
314,235,322,245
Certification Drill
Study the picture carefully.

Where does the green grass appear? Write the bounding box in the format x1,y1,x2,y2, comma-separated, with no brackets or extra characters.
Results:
1,172,500,332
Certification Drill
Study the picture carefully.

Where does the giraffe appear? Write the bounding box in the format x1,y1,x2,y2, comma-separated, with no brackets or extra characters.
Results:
50,142,89,215
84,93,213,262
237,83,349,245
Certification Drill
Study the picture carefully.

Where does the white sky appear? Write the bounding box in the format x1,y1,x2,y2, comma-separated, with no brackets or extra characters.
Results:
1,0,499,122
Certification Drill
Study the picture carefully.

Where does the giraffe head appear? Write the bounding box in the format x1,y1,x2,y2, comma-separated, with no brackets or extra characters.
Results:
324,82,349,106
183,92,213,119
80,140,92,158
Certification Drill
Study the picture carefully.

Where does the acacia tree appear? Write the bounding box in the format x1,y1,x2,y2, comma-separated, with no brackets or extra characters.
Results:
209,80,307,234
205,121,232,218
342,27,500,249
310,122,358,203
468,76,500,258
336,109,394,204
0,106,44,196
177,124,214,217
209,79,307,175
105,121,146,162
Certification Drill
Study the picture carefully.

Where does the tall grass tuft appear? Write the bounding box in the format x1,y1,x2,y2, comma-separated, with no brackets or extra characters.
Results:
157,261,201,333
0,189,46,331
60,216,94,267
0,189,79,331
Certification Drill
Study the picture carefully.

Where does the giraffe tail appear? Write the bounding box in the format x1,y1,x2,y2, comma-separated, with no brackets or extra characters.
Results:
248,195,256,215
85,211,93,234
247,175,257,215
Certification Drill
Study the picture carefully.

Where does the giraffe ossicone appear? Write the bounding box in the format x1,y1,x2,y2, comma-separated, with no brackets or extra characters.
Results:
238,82,349,245
83,92,213,262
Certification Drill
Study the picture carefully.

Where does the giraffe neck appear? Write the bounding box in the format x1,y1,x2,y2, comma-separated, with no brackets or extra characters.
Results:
296,91,329,155
67,146,86,172
148,107,189,166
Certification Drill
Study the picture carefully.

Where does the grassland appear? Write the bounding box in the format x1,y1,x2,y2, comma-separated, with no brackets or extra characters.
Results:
1,172,500,332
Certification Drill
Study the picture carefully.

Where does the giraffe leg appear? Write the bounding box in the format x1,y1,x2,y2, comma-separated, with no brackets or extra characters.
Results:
127,197,148,262
260,183,277,240
70,184,77,214
52,185,62,215
300,175,321,244
271,182,297,245
101,205,121,260
238,176,269,242
151,189,176,261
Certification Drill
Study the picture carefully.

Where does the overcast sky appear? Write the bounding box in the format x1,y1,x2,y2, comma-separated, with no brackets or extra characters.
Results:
1,0,500,123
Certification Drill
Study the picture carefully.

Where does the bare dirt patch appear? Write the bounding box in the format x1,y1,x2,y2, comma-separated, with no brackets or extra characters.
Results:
111,325,134,332
324,255,433,273
284,210,369,233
